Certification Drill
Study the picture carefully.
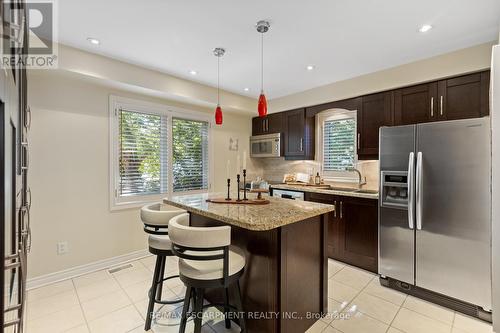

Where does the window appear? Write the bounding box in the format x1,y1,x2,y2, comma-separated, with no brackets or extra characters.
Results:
317,109,358,181
110,96,212,210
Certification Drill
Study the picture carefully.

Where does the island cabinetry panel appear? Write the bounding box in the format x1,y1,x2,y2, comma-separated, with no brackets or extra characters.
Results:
189,212,328,333
306,192,378,273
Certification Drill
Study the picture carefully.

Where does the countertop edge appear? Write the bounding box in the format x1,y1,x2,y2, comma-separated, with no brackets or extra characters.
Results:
270,184,379,200
163,197,334,231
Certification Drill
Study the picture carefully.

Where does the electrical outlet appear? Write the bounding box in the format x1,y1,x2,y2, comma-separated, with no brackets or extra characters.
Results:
57,241,69,255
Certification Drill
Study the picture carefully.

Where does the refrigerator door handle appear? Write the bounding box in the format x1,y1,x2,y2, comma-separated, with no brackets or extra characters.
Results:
416,152,423,230
408,152,415,229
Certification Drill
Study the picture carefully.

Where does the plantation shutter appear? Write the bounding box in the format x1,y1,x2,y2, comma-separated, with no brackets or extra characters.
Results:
323,118,356,171
172,118,209,192
118,109,168,197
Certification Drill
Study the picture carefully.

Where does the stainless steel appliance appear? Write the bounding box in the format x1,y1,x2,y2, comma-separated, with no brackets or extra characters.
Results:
272,189,304,201
250,133,281,158
379,117,492,321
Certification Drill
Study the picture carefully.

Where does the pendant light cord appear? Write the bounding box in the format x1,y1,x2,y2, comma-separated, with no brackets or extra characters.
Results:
261,33,264,93
217,55,220,105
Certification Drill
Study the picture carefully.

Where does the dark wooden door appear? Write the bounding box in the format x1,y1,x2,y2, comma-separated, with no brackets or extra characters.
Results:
283,108,306,157
252,117,265,135
337,196,378,273
266,112,283,133
394,82,437,125
358,91,393,159
437,71,490,121
306,192,341,260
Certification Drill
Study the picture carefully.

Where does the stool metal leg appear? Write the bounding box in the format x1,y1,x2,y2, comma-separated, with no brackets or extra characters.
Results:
179,286,192,333
224,287,231,329
156,256,166,300
145,255,162,330
193,288,204,333
234,281,246,333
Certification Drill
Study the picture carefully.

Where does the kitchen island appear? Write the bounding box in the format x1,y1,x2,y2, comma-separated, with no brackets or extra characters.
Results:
164,193,335,333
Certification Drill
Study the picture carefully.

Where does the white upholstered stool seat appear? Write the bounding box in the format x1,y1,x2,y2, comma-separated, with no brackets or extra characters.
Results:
148,235,172,251
179,247,245,280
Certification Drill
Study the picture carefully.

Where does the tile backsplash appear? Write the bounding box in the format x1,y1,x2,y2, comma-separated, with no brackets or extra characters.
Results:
250,158,380,191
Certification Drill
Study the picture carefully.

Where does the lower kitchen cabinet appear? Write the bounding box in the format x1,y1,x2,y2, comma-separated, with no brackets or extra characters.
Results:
306,192,378,273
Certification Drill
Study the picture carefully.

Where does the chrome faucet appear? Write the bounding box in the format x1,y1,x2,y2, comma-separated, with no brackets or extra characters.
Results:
346,167,367,187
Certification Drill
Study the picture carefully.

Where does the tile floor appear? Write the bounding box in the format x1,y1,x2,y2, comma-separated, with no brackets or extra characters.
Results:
25,256,494,333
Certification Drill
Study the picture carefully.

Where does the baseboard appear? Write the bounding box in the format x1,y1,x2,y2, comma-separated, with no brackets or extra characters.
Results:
27,249,150,290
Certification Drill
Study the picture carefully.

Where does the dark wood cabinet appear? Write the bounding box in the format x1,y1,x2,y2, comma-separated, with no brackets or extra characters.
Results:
251,113,283,136
358,92,393,159
437,71,490,121
395,82,438,125
283,108,314,160
306,192,378,273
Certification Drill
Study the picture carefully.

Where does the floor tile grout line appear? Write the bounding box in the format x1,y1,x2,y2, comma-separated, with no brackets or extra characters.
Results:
386,297,406,333
68,278,91,333
400,298,456,327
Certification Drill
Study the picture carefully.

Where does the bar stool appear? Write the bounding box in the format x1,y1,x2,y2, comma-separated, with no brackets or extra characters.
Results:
140,203,186,331
168,213,246,333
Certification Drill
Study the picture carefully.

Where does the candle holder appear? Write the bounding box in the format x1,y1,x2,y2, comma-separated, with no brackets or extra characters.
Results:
226,178,231,200
236,174,241,201
243,169,248,200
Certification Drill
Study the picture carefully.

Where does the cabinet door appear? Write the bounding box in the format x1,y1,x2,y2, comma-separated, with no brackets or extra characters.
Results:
338,196,378,273
306,193,341,260
358,92,393,159
283,109,306,157
395,83,437,125
437,71,490,121
252,117,265,135
266,112,283,133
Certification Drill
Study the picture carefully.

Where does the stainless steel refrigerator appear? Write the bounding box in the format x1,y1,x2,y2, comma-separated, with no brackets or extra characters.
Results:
379,117,492,321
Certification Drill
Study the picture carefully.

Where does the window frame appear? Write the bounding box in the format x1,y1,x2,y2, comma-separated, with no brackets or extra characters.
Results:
316,108,358,183
109,95,214,211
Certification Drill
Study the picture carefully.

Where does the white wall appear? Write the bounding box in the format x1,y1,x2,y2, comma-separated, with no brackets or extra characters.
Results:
269,42,495,112
27,71,255,278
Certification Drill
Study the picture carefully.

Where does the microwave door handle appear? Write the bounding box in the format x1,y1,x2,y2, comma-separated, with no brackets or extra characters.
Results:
416,152,423,230
408,152,415,229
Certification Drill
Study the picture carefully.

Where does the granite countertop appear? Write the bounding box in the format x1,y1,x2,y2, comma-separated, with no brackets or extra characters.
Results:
163,192,335,231
270,184,379,200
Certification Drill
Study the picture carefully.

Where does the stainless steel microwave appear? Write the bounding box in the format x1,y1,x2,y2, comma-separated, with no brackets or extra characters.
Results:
250,133,281,157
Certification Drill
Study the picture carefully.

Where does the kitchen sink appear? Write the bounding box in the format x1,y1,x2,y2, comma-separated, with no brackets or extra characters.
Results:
325,187,378,195
354,189,379,194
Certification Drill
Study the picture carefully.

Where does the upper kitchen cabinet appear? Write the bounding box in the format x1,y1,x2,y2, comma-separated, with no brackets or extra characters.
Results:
437,71,490,121
283,108,315,160
394,82,438,125
251,113,283,136
358,91,393,159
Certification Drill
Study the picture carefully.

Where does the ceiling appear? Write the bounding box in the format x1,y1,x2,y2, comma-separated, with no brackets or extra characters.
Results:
58,0,500,100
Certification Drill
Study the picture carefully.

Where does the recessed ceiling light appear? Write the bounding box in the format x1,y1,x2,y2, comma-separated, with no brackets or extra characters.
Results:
87,37,100,45
418,24,433,33
306,65,315,71
189,70,198,75
244,88,250,92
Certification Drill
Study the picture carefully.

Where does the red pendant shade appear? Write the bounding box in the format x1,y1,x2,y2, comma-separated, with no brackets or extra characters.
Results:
258,93,267,118
215,105,223,125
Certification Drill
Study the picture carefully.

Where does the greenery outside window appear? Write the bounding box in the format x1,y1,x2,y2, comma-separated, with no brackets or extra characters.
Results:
316,109,358,182
110,96,212,210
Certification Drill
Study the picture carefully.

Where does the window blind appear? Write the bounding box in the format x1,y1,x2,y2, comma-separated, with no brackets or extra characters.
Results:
118,109,168,197
323,118,356,171
172,118,209,192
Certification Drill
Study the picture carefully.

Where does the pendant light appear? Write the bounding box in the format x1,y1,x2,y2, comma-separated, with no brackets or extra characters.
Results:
213,47,225,125
256,20,270,118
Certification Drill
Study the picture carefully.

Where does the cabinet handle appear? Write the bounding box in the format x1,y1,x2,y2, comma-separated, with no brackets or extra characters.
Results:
440,96,443,116
266,119,269,132
340,201,343,219
300,138,303,152
333,200,337,218
357,133,361,150
262,120,265,133
25,105,31,130
430,97,434,117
